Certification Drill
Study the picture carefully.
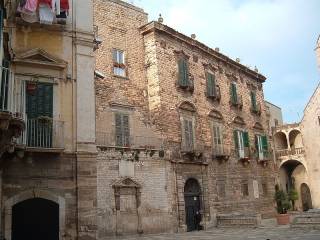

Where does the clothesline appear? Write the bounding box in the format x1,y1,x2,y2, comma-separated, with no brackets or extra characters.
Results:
17,0,70,25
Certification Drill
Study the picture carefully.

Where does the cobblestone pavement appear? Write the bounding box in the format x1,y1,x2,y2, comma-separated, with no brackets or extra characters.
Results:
105,226,320,240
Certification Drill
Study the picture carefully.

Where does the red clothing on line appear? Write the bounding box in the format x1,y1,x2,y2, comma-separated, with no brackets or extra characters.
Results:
60,0,69,10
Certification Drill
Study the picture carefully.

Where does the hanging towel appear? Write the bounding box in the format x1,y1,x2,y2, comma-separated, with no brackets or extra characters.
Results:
39,0,52,7
52,0,60,15
24,0,38,13
60,0,69,10
39,3,54,24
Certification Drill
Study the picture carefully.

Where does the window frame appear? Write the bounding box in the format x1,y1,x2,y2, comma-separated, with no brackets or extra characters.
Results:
115,112,130,147
112,49,126,78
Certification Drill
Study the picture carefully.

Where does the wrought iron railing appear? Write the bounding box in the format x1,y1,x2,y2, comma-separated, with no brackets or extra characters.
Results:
18,118,64,149
212,144,231,157
235,147,250,159
96,131,164,150
276,147,305,158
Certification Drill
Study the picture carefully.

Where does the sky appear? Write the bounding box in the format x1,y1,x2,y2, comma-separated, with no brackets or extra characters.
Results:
125,0,320,123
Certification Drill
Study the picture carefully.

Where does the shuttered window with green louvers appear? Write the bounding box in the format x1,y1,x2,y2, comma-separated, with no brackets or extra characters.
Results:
184,119,194,150
206,72,216,97
230,82,238,104
178,58,189,87
115,113,130,147
255,134,268,160
251,91,257,111
26,83,53,119
234,130,249,158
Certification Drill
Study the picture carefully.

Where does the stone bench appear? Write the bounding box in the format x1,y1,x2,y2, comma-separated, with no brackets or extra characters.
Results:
217,213,261,228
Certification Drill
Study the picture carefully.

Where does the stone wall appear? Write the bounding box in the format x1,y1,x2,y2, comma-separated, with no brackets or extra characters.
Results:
301,84,320,208
94,0,276,236
2,153,77,239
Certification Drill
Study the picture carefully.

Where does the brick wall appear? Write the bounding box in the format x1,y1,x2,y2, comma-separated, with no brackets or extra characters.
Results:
94,0,276,236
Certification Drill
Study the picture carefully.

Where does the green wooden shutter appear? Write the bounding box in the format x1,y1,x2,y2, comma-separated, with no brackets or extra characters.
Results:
251,91,257,110
178,59,185,86
184,59,189,86
243,131,249,148
122,115,130,146
26,83,53,119
233,130,239,149
262,135,268,151
207,73,216,97
230,83,237,104
115,113,123,146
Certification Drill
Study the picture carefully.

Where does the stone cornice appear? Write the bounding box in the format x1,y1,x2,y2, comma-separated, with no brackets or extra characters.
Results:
140,21,266,83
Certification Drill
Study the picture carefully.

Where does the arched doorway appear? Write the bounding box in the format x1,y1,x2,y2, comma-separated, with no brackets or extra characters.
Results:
301,183,313,211
184,178,202,232
12,198,59,240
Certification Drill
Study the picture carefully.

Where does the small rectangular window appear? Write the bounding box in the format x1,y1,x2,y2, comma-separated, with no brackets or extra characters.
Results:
230,82,238,104
250,91,257,110
217,181,226,198
262,183,268,196
178,58,190,87
241,183,249,197
206,72,216,97
113,49,126,77
183,119,194,150
115,113,130,147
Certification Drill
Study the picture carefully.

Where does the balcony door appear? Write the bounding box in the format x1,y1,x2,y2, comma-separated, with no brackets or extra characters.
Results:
26,82,53,148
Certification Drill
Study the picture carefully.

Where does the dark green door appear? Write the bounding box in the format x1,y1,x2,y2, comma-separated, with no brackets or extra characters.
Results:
184,178,202,232
26,83,53,148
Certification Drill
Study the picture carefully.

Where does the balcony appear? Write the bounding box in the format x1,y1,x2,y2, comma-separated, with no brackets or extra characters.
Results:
276,147,305,158
96,131,164,150
212,144,230,161
206,85,221,101
230,94,243,109
0,66,25,156
235,147,251,165
250,102,262,116
17,118,64,152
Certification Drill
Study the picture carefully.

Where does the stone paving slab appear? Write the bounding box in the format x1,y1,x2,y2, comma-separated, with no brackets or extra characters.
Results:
104,226,320,240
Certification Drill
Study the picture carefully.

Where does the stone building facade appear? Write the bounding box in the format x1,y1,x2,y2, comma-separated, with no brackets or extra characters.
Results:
94,0,276,237
0,1,97,239
273,36,320,212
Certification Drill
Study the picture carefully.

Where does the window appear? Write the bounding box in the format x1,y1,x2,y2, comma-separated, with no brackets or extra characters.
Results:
233,130,249,158
26,82,54,148
182,119,194,151
318,116,320,126
274,119,279,127
217,181,226,198
115,113,130,147
230,82,242,107
230,82,237,104
178,58,192,88
241,183,249,197
262,183,268,196
113,49,126,77
213,124,223,154
206,72,217,97
255,135,268,160
250,91,257,110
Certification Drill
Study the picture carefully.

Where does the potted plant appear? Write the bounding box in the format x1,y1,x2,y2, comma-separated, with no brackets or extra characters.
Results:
288,188,299,211
274,184,291,225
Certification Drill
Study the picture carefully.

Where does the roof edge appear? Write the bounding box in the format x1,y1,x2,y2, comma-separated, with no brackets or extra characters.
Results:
140,21,266,83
